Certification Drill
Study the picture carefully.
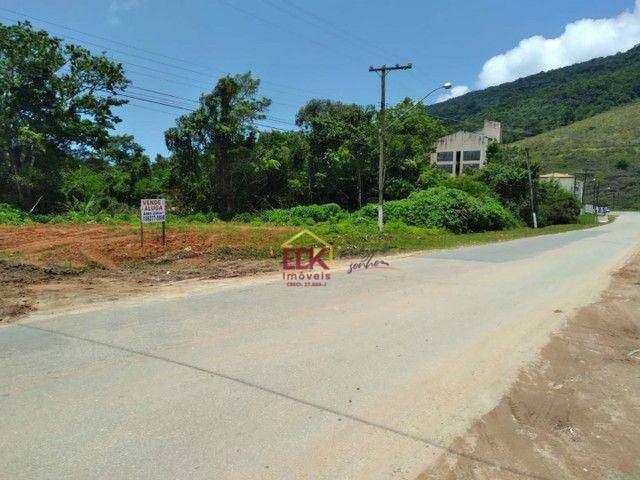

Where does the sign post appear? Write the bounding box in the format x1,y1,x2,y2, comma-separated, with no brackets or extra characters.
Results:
140,198,166,246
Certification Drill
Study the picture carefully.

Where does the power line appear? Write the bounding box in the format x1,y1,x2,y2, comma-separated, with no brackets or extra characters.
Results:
116,93,193,111
0,12,315,120
128,87,297,125
213,0,340,58
0,6,209,69
116,93,297,129
279,0,385,59
125,67,303,108
0,7,324,97
263,0,424,94
126,101,182,116
128,86,199,105
261,0,380,59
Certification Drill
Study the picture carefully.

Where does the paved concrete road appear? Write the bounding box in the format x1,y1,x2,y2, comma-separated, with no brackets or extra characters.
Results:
2,213,640,479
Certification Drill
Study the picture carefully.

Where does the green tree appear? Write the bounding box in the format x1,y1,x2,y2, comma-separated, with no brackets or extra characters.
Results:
384,99,448,199
246,130,308,209
296,99,377,208
0,21,129,211
477,143,542,224
165,72,270,217
536,181,581,226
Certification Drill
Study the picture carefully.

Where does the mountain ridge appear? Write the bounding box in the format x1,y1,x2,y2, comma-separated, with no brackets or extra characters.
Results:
429,45,640,142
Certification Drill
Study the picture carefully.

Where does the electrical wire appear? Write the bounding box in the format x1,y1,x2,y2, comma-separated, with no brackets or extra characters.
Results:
0,7,325,97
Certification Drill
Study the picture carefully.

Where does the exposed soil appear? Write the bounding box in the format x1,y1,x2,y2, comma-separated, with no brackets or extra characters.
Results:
418,254,640,480
0,224,288,322
0,223,292,268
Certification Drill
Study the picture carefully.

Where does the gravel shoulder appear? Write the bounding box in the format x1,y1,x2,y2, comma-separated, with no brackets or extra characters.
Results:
418,253,640,480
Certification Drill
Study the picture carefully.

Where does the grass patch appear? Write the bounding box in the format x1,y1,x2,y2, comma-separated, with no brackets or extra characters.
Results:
577,213,598,225
176,220,607,261
314,221,602,258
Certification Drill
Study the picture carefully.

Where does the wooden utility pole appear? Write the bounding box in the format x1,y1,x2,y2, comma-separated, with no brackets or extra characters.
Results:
524,148,538,229
369,63,412,232
594,177,601,218
580,169,589,207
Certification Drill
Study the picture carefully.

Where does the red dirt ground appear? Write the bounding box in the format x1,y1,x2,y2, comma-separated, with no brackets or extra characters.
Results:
0,223,296,321
0,223,294,268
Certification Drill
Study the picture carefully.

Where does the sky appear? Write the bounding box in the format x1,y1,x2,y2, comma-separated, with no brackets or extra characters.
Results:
2,0,637,158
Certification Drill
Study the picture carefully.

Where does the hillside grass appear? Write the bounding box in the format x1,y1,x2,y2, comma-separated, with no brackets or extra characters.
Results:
514,101,640,209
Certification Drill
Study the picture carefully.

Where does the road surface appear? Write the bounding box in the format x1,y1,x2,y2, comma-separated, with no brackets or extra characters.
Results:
2,213,640,479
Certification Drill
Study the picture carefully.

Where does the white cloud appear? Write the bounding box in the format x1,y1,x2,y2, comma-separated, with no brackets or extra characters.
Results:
108,0,144,25
478,1,640,88
435,85,470,103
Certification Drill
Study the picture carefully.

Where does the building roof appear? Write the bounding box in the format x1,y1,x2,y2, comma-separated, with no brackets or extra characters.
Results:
540,172,574,179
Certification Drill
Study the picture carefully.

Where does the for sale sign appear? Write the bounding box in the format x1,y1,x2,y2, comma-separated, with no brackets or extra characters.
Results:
140,198,166,223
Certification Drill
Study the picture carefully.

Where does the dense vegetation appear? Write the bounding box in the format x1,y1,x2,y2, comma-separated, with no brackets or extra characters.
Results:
515,101,640,209
0,140,581,232
429,45,640,142
0,21,584,234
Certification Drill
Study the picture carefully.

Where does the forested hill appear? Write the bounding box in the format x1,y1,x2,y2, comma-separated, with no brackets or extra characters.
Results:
429,45,640,142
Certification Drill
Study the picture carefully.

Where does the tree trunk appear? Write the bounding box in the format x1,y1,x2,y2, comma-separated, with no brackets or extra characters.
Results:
357,165,362,209
8,150,24,208
215,145,234,219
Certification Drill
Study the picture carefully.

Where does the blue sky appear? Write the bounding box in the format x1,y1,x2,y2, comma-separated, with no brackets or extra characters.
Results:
1,0,636,157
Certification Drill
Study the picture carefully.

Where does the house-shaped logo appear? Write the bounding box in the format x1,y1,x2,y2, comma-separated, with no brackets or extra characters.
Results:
281,229,333,270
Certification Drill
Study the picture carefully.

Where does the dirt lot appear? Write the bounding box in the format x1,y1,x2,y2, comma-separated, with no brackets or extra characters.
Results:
419,254,640,480
0,223,293,321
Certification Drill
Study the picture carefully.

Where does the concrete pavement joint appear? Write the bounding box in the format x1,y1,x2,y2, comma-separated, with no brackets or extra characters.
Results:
14,322,551,480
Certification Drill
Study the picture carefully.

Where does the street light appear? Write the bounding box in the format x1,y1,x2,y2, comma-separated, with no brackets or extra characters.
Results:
377,82,453,233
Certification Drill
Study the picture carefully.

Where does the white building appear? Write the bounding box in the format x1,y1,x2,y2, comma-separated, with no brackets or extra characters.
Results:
539,173,584,203
430,120,502,176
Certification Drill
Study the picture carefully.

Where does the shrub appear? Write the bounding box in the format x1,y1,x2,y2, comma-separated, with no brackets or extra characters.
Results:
441,176,492,198
355,187,519,233
239,203,348,225
535,182,581,226
0,203,31,225
231,212,254,223
384,178,416,200
577,213,598,225
616,159,630,170
417,164,449,189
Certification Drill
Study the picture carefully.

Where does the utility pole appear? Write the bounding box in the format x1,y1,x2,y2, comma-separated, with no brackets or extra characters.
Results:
524,148,538,229
594,177,601,218
369,63,412,232
580,169,589,209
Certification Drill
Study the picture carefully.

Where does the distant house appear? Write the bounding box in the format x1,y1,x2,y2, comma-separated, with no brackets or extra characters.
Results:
540,173,584,203
430,120,502,176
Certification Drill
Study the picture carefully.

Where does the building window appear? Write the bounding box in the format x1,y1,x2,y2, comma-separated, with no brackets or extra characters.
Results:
462,163,480,171
437,151,454,163
437,164,453,173
463,150,481,161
